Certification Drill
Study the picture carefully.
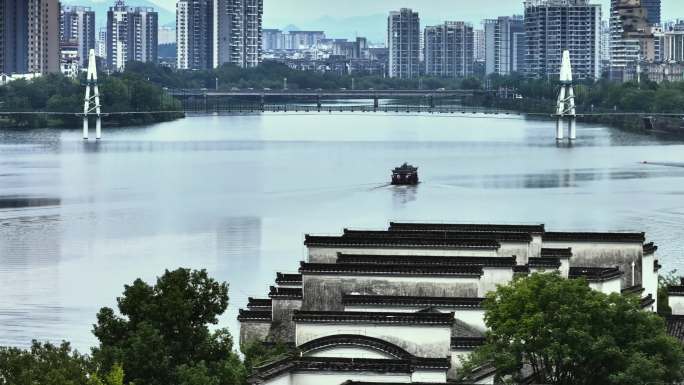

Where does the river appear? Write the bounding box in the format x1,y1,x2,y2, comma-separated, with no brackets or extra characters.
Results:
1,112,684,351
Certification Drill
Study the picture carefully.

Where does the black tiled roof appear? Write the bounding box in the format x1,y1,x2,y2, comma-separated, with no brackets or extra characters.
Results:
304,235,500,250
621,285,645,295
247,298,272,309
389,222,545,234
250,356,450,383
237,309,272,322
268,286,303,299
299,334,413,359
641,294,656,309
451,336,486,349
655,260,662,272
343,229,532,242
543,232,645,243
293,310,455,325
336,253,516,268
342,294,485,309
275,273,302,285
540,248,573,258
514,265,530,273
643,242,658,255
528,257,562,269
666,315,684,342
299,262,484,277
668,285,684,296
569,267,623,282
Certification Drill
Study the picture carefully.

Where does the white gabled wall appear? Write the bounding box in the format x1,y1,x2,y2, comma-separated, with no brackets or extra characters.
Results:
304,346,396,359
291,372,411,385
642,252,658,312
412,370,447,383
308,246,497,263
296,323,452,358
589,276,622,295
670,295,684,316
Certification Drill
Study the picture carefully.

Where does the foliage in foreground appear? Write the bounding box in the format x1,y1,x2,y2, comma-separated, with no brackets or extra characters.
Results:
92,268,246,385
461,273,684,385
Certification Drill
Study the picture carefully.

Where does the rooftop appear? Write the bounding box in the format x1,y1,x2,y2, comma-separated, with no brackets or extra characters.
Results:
342,294,485,309
666,315,684,342
569,267,623,282
643,242,658,255
300,262,484,277
336,253,516,268
304,235,500,250
543,232,645,243
388,222,545,234
247,298,272,308
299,334,413,359
269,286,303,299
527,257,562,269
451,336,487,349
343,229,532,242
293,310,455,325
540,248,573,258
275,273,302,285
237,310,272,322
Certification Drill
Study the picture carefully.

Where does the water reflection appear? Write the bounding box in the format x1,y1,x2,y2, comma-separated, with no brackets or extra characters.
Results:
392,185,418,207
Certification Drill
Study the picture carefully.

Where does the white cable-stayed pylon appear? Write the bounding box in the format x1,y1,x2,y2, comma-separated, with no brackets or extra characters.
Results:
555,50,577,142
83,49,102,140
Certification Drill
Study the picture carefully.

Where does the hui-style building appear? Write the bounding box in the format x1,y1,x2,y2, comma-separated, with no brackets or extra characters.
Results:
239,221,679,385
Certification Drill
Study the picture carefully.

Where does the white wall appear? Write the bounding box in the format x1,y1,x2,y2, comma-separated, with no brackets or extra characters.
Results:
343,306,487,333
412,370,447,383
589,276,622,295
308,246,497,263
291,372,411,385
304,346,395,359
481,267,514,295
642,253,658,312
670,295,684,316
296,323,452,358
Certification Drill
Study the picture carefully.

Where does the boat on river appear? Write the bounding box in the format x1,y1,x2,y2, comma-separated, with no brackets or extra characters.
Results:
391,163,419,185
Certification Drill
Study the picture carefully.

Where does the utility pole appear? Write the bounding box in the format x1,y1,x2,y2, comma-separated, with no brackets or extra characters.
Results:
283,77,288,90
215,77,219,91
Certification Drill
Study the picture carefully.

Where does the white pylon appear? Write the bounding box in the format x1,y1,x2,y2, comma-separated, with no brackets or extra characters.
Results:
83,49,102,140
555,50,577,142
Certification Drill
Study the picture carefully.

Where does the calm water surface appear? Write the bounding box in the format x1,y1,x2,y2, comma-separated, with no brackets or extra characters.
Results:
1,112,684,350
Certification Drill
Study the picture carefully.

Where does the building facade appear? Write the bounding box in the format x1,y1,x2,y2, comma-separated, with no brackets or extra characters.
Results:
107,0,158,72
213,0,263,68
525,0,602,80
60,6,96,67
424,21,474,78
0,0,29,74
239,221,667,385
473,29,485,61
609,0,656,81
484,16,525,76
642,0,661,26
388,8,420,79
1,0,59,74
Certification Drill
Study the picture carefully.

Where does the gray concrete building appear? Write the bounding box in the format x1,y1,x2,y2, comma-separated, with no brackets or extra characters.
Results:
424,21,474,78
642,0,661,26
0,0,29,74
388,8,420,79
524,0,601,80
484,16,525,76
107,0,158,72
176,0,213,70
609,0,656,81
60,6,96,66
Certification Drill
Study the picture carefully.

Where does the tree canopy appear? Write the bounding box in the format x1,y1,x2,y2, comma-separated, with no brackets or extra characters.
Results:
92,268,245,385
462,273,684,385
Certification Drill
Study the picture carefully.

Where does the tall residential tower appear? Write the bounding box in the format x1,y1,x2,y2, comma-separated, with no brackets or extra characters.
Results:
60,6,96,66
387,8,420,79
1,0,59,74
424,21,474,78
106,0,158,71
484,16,525,76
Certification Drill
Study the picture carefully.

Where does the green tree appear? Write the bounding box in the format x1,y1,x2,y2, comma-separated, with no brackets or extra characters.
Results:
659,270,680,315
241,342,292,374
92,268,246,385
0,341,92,385
461,273,684,385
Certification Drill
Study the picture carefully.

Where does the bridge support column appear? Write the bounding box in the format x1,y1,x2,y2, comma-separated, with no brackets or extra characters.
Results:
373,96,379,110
260,94,265,111
555,50,577,144
317,94,321,111
429,94,435,109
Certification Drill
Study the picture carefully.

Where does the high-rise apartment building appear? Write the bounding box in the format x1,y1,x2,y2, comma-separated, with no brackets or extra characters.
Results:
387,8,420,79
642,0,661,26
60,6,96,66
107,0,158,71
178,0,263,70
610,0,655,80
524,0,602,80
484,16,525,76
97,27,107,59
213,0,263,68
473,29,485,61
2,0,60,74
424,21,474,78
0,0,29,73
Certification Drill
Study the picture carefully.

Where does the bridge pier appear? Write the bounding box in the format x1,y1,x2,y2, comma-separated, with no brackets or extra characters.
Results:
555,50,577,144
429,94,435,109
82,49,101,140
317,94,322,111
374,96,379,111
260,94,265,111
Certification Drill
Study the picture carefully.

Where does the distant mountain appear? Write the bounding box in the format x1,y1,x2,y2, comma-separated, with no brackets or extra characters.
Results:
61,0,175,27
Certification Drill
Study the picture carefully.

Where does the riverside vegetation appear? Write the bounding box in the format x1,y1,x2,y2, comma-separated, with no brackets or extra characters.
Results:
0,268,681,385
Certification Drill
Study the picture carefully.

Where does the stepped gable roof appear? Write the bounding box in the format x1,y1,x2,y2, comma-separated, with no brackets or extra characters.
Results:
543,232,645,243
640,294,656,309
304,235,500,250
247,298,272,309
343,229,532,242
299,262,484,277
668,282,684,296
655,260,662,272
293,310,455,325
342,294,485,309
268,286,303,300
237,309,272,322
621,285,645,295
250,356,450,383
275,273,302,286
569,267,623,282
528,257,562,269
389,222,545,234
299,334,413,359
451,336,487,349
643,242,658,255
666,315,684,343
540,248,573,258
336,253,516,267
514,265,530,273
461,363,497,383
